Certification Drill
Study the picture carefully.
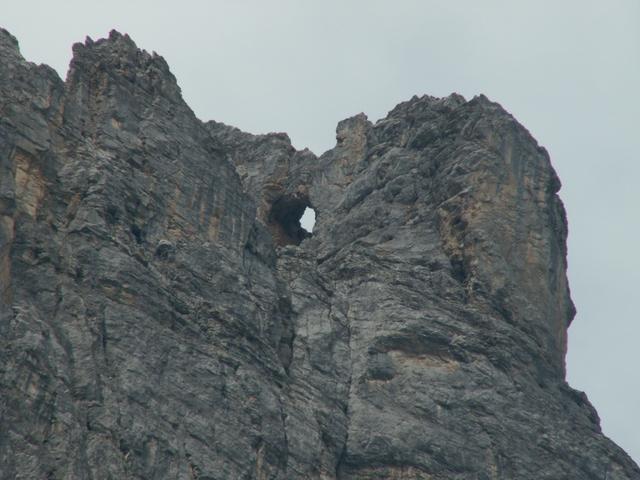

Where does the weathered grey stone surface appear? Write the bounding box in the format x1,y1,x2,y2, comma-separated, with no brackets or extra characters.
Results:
1,28,638,479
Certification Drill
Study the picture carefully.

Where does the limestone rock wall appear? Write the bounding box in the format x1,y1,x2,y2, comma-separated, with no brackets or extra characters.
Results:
1,28,638,480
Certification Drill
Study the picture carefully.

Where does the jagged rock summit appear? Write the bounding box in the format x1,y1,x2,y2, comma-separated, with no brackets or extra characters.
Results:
1,28,638,480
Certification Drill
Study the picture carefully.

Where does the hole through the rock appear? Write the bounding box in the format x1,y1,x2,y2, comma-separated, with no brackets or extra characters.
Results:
300,207,316,233
268,196,315,246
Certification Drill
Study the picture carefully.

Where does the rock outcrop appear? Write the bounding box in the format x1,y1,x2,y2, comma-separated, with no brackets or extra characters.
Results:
1,28,638,479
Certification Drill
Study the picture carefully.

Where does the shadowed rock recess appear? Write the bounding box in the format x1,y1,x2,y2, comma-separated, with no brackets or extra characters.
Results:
0,28,638,480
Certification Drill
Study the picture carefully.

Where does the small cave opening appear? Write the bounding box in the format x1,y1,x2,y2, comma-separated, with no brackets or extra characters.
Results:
268,195,316,247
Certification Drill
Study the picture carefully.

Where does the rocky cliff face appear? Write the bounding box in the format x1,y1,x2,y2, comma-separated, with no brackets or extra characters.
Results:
0,28,638,480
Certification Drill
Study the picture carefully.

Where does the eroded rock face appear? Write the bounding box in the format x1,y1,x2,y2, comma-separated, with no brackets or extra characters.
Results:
0,28,638,480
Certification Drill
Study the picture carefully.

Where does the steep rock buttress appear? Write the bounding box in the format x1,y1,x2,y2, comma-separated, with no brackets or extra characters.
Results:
1,29,638,480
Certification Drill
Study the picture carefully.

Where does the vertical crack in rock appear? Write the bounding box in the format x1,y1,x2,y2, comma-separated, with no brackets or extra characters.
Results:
334,302,353,479
0,28,638,480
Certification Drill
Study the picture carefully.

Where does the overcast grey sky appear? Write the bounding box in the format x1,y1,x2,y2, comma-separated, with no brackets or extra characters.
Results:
4,0,639,464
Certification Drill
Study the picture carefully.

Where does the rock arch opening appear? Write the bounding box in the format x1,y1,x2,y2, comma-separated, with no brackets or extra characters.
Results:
267,195,315,246
300,206,316,233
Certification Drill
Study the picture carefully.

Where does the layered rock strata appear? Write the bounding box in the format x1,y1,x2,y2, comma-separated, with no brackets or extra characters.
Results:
0,28,638,479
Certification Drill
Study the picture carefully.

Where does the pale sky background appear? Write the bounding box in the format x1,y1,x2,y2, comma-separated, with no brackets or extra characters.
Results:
4,0,639,465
